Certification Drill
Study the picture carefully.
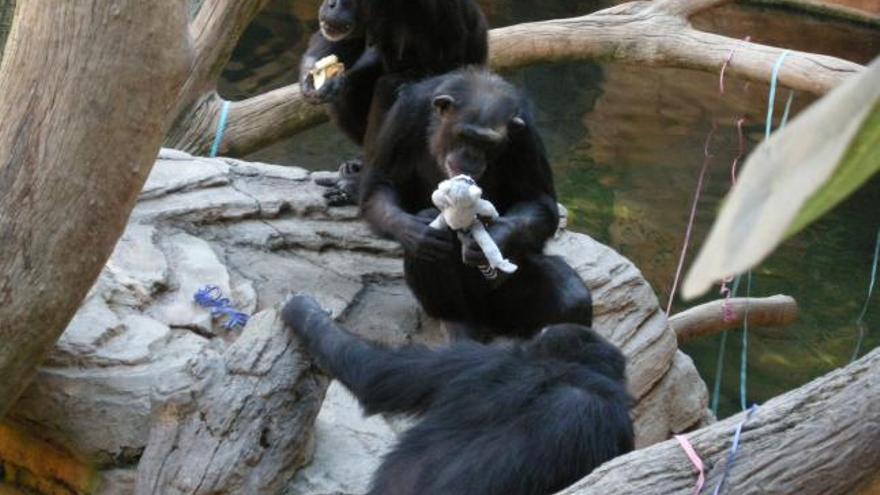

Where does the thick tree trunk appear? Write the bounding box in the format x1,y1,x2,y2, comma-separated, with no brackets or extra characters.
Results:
0,0,191,417
558,346,880,495
0,0,13,60
165,0,864,157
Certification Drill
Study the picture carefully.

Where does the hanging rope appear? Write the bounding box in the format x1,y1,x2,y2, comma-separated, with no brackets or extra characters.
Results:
711,404,760,495
852,227,880,361
210,100,232,158
734,50,796,411
856,227,880,324
665,124,716,316
712,275,742,415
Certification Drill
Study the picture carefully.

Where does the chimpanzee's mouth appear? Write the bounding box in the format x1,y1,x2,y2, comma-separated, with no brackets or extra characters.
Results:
444,154,485,180
320,21,354,41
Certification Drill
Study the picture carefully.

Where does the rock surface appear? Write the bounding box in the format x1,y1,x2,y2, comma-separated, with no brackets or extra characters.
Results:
6,150,709,494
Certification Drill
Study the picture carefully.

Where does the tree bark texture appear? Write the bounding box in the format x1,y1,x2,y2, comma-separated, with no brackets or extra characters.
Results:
166,0,865,157
0,0,191,417
558,346,880,495
671,295,799,344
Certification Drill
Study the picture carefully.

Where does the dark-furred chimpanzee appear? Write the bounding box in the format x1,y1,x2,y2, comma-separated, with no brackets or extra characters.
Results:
282,294,635,495
300,0,489,204
360,68,592,341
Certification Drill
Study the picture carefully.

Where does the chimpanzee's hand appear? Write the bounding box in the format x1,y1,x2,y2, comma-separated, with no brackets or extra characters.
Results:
282,293,329,336
301,71,347,104
315,159,362,207
398,214,456,262
462,219,514,267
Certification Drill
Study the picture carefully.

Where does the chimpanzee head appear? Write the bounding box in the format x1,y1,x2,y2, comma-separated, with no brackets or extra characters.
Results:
319,0,361,41
428,69,528,180
525,324,626,381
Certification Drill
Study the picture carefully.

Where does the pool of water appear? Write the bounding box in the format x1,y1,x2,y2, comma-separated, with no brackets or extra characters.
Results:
220,0,880,418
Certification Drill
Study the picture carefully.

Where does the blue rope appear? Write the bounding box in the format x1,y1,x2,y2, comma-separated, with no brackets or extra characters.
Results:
765,50,791,140
712,404,760,495
711,275,742,415
740,272,752,412
780,89,795,128
731,50,793,412
852,227,880,361
193,285,249,329
209,100,231,158
856,227,880,324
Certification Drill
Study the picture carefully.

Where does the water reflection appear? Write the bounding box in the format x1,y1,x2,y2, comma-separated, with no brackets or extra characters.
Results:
221,0,880,418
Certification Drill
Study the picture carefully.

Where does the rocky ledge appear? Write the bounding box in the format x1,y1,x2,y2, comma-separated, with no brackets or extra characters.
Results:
3,150,709,495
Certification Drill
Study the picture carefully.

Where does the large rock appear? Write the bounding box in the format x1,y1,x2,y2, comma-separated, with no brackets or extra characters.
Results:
7,151,709,495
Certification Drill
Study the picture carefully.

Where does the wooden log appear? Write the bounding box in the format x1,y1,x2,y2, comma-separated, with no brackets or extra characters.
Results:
0,0,190,417
134,310,330,495
558,346,880,495
671,295,799,344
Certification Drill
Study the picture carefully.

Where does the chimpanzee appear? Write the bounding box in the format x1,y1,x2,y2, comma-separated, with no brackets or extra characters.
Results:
299,0,489,205
282,294,634,495
360,68,592,341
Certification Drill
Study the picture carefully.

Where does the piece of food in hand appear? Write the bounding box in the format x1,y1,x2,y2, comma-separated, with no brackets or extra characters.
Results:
309,55,345,90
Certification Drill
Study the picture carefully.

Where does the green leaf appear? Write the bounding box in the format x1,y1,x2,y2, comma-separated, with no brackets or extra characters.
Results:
787,101,880,236
682,57,880,300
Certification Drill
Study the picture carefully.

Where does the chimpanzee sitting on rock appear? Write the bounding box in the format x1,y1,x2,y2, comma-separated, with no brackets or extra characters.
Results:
282,293,635,495
300,0,489,205
359,68,592,341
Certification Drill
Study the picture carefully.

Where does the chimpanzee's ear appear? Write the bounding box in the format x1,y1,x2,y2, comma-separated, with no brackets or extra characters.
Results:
432,94,456,114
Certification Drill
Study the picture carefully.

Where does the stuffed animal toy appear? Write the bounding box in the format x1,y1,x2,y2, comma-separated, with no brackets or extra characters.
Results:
429,175,518,279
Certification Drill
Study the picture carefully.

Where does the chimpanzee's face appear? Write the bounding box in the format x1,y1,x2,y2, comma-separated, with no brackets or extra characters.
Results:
428,71,526,180
319,0,360,41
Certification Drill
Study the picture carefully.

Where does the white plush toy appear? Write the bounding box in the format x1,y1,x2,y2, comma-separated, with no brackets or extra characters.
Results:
429,175,518,278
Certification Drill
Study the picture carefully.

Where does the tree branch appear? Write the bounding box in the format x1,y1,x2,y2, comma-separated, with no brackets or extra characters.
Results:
558,346,880,495
166,86,329,157
670,295,799,344
488,6,863,94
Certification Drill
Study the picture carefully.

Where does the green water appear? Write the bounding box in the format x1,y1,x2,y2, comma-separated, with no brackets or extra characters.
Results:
222,0,880,419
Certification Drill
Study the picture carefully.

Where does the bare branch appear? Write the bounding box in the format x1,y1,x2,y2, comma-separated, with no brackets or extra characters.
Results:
166,86,329,156
670,295,799,344
489,7,863,94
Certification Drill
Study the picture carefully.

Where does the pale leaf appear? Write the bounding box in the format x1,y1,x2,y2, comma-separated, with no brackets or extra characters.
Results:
682,57,880,299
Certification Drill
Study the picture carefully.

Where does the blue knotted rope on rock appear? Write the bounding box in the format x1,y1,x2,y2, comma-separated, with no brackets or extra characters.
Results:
193,285,249,330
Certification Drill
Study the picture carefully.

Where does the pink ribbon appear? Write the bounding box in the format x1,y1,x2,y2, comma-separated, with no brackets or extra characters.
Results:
675,434,705,495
